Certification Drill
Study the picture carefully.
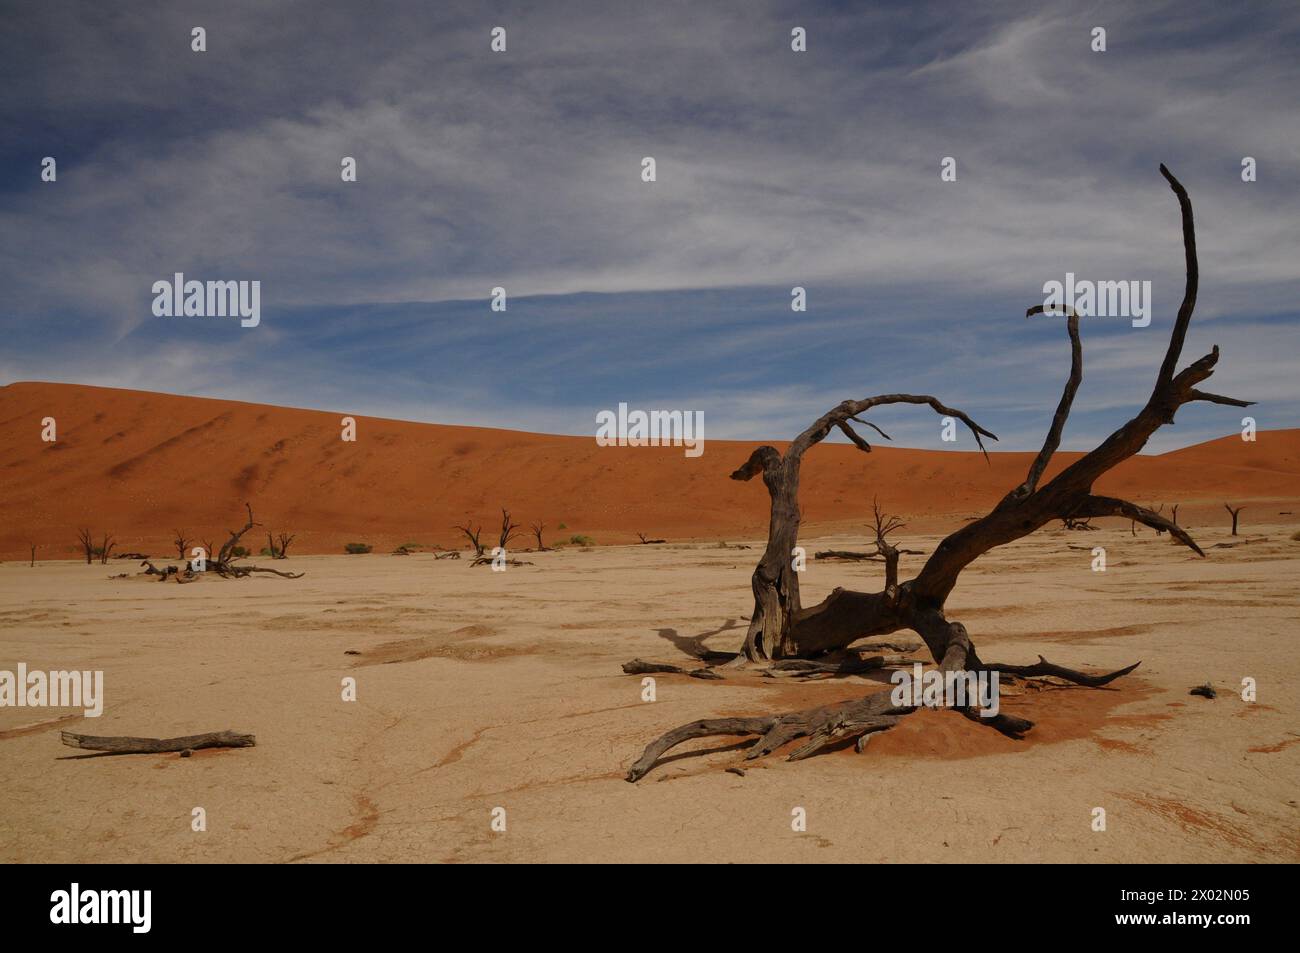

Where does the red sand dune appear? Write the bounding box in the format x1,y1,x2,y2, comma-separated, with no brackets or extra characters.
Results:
2,381,1297,559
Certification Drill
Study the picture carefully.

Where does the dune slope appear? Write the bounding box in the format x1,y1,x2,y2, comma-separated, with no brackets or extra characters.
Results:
1,381,1296,559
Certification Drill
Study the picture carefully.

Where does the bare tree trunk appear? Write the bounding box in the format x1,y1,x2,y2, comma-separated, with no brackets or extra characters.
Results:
731,398,993,661
1224,503,1244,536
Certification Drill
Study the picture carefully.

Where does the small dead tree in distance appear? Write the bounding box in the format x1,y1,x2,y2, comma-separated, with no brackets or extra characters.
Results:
178,505,303,579
265,531,295,559
497,509,522,551
1224,503,1244,535
76,528,94,564
454,520,485,559
626,166,1253,781
473,509,524,566
530,521,551,551
97,533,116,565
173,529,190,561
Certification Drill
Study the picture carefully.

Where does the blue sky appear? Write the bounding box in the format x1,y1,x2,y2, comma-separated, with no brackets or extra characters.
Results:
1,0,1296,451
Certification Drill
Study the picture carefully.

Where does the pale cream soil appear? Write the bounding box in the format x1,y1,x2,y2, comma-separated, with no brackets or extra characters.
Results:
1,525,1297,863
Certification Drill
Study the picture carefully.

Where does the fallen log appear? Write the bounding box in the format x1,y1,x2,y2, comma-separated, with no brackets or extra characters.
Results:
622,658,724,679
814,547,923,561
60,729,255,754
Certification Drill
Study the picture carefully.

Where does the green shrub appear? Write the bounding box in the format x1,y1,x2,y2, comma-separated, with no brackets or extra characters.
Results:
344,542,372,554
568,534,594,546
230,545,251,558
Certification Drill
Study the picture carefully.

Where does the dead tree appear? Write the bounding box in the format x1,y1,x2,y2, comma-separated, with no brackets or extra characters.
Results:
1062,517,1095,530
1224,503,1244,536
626,166,1252,781
473,509,525,566
530,521,551,551
498,509,522,550
200,504,303,579
813,500,922,566
265,531,295,559
1171,503,1180,526
454,520,485,559
97,533,116,565
638,532,667,544
76,528,94,564
173,529,190,561
719,394,992,664
29,543,36,567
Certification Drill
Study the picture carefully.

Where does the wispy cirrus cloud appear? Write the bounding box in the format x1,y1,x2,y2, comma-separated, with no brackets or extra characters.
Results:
0,0,1294,450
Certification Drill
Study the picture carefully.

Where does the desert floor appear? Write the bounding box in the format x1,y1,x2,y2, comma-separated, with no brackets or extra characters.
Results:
1,524,1297,863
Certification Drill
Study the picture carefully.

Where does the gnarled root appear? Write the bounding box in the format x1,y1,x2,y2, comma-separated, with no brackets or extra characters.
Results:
624,634,1141,781
626,690,912,782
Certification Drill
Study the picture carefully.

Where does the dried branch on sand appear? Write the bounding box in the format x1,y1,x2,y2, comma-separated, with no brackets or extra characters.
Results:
61,730,255,755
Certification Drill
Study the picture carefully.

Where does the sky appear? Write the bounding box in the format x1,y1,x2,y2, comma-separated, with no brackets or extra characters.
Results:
1,0,1296,452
